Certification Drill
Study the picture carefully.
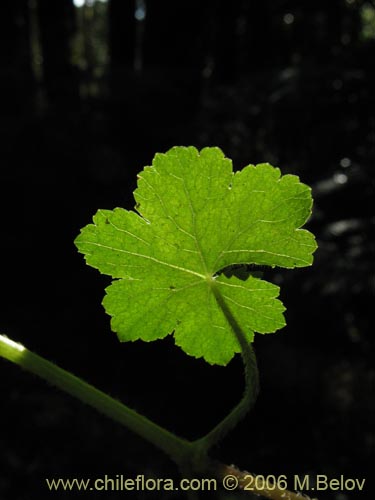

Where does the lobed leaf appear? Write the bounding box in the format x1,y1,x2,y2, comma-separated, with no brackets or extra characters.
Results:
75,146,317,365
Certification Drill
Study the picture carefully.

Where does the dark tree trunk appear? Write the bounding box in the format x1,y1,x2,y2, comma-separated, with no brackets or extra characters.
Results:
37,0,79,107
0,0,33,113
140,0,204,116
241,0,274,71
108,0,135,99
208,0,241,83
143,0,204,69
108,0,136,69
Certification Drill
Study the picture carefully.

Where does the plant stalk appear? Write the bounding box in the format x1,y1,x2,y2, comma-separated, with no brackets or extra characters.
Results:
0,334,317,500
0,334,192,464
192,282,259,455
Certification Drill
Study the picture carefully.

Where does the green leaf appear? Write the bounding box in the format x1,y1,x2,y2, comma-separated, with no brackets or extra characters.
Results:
75,146,317,365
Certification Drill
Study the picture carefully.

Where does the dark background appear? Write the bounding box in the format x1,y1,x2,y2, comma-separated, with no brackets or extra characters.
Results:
0,1,374,499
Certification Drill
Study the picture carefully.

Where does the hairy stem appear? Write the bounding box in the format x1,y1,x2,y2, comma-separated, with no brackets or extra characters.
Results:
209,462,318,500
0,334,192,464
192,282,259,456
0,334,316,500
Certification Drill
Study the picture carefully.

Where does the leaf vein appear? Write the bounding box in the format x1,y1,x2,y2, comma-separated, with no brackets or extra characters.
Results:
82,241,205,279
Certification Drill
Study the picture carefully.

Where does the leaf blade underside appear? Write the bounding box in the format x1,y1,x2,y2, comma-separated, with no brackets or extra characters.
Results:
75,146,316,365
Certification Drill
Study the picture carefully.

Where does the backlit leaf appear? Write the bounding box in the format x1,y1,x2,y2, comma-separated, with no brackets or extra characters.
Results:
75,146,317,365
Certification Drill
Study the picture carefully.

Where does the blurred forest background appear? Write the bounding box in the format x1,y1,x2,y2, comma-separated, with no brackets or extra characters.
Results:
0,1,374,499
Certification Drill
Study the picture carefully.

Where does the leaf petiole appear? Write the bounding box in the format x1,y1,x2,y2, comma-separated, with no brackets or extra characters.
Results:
192,282,259,456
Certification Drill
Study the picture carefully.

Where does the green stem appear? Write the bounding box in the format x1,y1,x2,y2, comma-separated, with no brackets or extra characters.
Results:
0,334,192,464
193,282,259,455
0,333,309,500
1,283,259,469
